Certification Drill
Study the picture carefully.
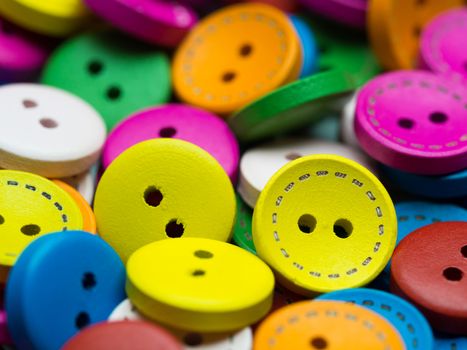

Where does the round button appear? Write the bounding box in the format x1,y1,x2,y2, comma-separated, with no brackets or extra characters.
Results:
254,300,405,350
0,83,106,178
173,3,302,115
381,165,467,199
0,19,49,82
229,69,354,143
368,0,464,70
232,194,256,255
53,179,96,234
253,154,397,295
420,8,467,81
391,221,467,335
0,170,82,269
289,15,318,78
239,139,377,207
355,70,467,175
318,288,435,350
102,104,240,182
436,335,467,350
58,164,98,204
62,321,182,350
94,138,236,263
300,0,367,28
84,0,197,47
41,30,171,130
6,231,126,350
126,237,274,332
0,0,92,37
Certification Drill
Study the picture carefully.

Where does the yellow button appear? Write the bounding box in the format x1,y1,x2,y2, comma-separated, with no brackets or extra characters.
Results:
126,237,274,332
253,155,397,295
0,170,82,268
173,3,302,115
0,0,92,37
94,139,236,263
254,300,405,350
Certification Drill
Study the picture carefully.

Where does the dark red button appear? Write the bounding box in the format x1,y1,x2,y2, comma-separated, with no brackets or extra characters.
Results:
391,221,467,335
62,321,182,350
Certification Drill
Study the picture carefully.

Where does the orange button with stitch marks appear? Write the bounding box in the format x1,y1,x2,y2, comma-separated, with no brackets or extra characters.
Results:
173,3,302,115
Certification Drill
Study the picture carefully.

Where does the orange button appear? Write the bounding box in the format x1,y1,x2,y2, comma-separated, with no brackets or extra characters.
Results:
173,3,302,115
368,0,464,70
254,300,405,350
53,180,96,234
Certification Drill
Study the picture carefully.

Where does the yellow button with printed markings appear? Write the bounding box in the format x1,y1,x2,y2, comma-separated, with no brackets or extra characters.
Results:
126,237,274,332
0,170,82,268
253,155,397,295
0,0,92,37
173,3,302,115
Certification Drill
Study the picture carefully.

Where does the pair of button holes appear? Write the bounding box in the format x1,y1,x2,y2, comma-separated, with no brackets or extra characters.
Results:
22,99,59,129
398,112,448,130
192,250,213,278
298,214,353,239
443,245,467,282
75,272,97,330
87,60,122,101
221,43,253,83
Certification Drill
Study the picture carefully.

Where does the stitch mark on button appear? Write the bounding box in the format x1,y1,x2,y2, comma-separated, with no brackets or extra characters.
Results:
144,186,163,207
165,219,184,238
159,127,177,138
298,214,316,234
443,267,463,281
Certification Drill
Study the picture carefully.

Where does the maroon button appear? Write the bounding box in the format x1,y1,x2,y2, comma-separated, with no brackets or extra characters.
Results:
391,221,467,335
62,321,182,350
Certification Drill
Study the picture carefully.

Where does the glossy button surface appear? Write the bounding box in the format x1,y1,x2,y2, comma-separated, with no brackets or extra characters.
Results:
173,3,302,115
253,155,397,295
94,139,236,263
126,237,274,332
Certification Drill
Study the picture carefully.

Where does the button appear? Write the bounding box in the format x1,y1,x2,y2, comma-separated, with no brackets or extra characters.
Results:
376,202,467,291
435,335,467,350
254,300,405,350
58,164,98,204
94,138,236,263
84,0,197,47
420,8,467,81
53,180,96,234
253,154,397,295
289,15,318,78
0,19,50,82
0,0,93,37
355,70,467,175
0,170,82,271
232,194,256,254
300,0,367,28
368,0,464,70
126,237,274,332
62,321,182,350
391,221,467,335
173,3,302,115
239,139,377,207
341,91,360,148
102,104,240,182
109,298,254,350
229,70,354,142
0,83,106,178
41,30,171,130
6,231,126,350
318,288,435,350
0,307,12,345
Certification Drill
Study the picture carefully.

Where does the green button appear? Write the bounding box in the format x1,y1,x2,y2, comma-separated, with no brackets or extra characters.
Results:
41,30,171,130
232,194,256,255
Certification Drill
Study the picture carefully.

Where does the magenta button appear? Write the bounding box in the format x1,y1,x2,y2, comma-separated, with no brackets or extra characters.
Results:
0,19,49,82
103,104,240,182
419,8,467,82
300,0,367,28
355,70,467,175
84,0,198,47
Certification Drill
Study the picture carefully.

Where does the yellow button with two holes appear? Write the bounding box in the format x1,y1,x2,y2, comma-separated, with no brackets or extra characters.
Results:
94,138,236,263
253,155,397,295
0,170,82,269
173,3,302,115
126,237,275,332
0,0,92,37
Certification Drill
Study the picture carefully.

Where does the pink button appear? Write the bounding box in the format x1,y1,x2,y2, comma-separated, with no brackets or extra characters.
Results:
355,70,467,175
103,104,240,182
0,309,12,345
419,8,467,82
0,19,50,82
84,0,198,47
